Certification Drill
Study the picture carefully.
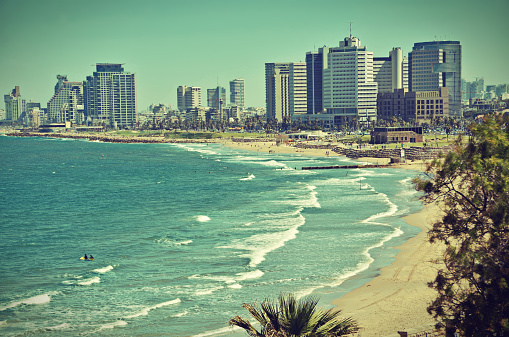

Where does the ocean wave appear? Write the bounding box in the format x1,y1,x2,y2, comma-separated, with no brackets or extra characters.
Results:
124,298,181,319
154,237,193,246
218,213,305,267
274,184,321,209
361,191,399,225
173,143,218,156
93,265,114,274
0,292,57,311
78,276,101,286
193,325,240,337
45,323,71,331
194,286,224,296
195,215,211,222
239,174,255,181
188,269,265,285
63,276,100,286
90,320,128,334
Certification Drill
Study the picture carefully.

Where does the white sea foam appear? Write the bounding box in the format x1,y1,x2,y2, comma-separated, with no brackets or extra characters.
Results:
45,323,71,331
196,215,211,222
0,292,56,311
77,276,101,286
155,237,193,246
173,310,189,317
193,325,241,337
239,174,255,181
93,265,114,274
91,320,128,334
194,286,224,296
173,143,218,156
227,283,242,289
124,298,181,319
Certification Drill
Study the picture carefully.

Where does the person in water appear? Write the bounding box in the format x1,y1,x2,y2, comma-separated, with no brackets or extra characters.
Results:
89,255,93,259
84,254,88,260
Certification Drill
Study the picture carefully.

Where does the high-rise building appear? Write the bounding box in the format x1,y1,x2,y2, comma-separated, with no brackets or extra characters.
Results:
409,41,461,116
229,79,244,109
55,75,68,94
207,86,226,110
177,86,201,111
4,86,26,121
305,51,325,114
321,35,378,123
265,62,307,122
84,64,136,128
265,63,290,122
289,62,307,116
373,47,408,94
48,79,84,123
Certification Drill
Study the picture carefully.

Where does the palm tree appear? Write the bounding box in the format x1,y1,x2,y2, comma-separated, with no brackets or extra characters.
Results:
228,293,359,337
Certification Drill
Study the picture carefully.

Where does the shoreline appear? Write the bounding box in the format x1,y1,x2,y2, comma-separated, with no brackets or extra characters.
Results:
4,131,441,334
220,137,441,335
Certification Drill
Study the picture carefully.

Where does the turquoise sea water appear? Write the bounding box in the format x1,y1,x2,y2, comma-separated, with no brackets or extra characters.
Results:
0,135,423,336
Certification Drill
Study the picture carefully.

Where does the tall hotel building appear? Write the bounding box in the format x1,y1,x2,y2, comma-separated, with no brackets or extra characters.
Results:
265,62,306,122
207,86,226,110
373,48,408,93
84,64,136,128
408,41,461,116
229,79,245,109
47,75,84,123
306,35,377,124
177,86,201,111
4,86,25,121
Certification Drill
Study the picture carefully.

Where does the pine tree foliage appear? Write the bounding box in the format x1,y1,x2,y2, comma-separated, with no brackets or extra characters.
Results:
414,115,509,336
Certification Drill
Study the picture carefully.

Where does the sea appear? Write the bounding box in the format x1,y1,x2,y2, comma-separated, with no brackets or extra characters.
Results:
0,135,423,336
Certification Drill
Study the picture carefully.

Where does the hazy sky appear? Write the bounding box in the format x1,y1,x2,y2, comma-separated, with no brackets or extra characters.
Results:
1,0,508,110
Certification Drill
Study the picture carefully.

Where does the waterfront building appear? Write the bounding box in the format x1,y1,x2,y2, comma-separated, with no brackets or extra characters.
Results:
4,86,26,121
265,62,306,123
289,62,307,116
305,51,325,114
84,64,136,128
409,40,461,116
55,75,68,94
0,109,5,120
177,86,201,111
322,35,378,124
265,63,290,122
207,86,226,111
229,79,244,109
377,87,449,123
48,77,84,123
373,48,408,94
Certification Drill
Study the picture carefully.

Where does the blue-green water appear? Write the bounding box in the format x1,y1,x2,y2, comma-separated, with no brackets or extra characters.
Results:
0,135,422,336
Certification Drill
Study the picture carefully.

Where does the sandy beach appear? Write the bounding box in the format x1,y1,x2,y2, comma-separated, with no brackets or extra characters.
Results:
223,138,443,336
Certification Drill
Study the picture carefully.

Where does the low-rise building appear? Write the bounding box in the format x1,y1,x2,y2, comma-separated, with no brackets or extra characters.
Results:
370,126,423,144
377,87,449,123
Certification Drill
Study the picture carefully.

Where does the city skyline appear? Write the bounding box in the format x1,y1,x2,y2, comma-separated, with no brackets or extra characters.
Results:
1,0,508,111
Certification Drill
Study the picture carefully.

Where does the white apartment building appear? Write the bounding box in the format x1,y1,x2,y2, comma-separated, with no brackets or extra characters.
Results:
85,64,136,128
177,86,201,111
289,62,307,116
229,79,244,109
322,35,378,124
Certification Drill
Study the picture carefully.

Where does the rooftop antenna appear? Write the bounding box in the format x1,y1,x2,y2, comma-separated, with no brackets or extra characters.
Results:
349,21,353,38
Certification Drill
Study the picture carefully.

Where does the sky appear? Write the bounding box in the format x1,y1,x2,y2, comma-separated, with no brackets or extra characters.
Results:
1,0,508,111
